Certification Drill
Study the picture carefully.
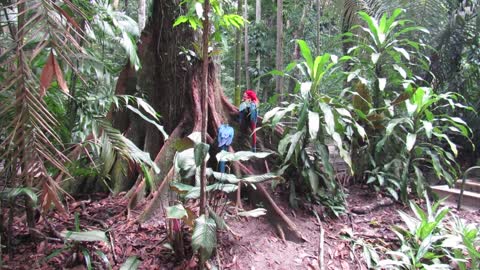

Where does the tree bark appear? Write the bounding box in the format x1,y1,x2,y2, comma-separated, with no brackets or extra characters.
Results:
275,0,284,100
244,0,250,89
234,0,243,106
138,0,146,32
199,0,211,216
288,2,308,93
316,0,322,55
110,0,302,242
255,0,261,91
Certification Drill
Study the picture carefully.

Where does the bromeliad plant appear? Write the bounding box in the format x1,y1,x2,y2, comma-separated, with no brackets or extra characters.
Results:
263,40,366,216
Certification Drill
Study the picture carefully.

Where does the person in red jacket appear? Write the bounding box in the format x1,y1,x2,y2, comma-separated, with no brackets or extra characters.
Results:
239,90,259,152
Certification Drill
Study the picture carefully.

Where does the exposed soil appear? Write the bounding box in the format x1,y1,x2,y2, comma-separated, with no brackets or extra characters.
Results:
3,185,479,270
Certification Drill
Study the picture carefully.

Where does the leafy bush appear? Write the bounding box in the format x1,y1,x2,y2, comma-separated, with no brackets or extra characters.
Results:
377,194,480,269
346,9,472,201
263,40,366,215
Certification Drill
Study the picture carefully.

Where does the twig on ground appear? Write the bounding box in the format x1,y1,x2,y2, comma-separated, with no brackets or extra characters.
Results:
314,211,325,270
109,231,118,264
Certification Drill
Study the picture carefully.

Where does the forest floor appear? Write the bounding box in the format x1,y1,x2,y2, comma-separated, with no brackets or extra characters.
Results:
3,184,480,270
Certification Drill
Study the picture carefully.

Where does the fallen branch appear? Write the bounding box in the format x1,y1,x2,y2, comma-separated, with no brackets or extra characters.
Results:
314,212,325,270
350,197,394,214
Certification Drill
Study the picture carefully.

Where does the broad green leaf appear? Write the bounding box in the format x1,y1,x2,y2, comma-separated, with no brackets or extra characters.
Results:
297,40,313,74
406,133,416,151
385,118,411,136
433,132,458,156
393,64,407,79
406,100,417,117
263,107,282,123
422,121,433,139
194,142,210,166
208,208,228,230
307,168,319,193
216,151,271,162
170,182,194,194
358,12,380,46
120,256,140,270
300,82,312,98
188,132,202,144
195,2,204,18
81,248,92,270
135,97,159,120
278,133,292,156
173,16,188,27
241,168,287,184
371,53,381,64
316,144,335,181
208,169,239,183
354,122,367,140
2,187,38,205
393,47,410,60
208,166,286,184
427,151,444,179
166,204,188,219
410,201,427,221
186,183,238,199
386,187,398,201
378,78,386,91
285,131,304,162
192,215,217,262
319,103,335,135
126,105,168,140
237,208,267,217
60,230,109,244
272,103,297,127
95,250,112,270
397,211,417,234
308,111,320,140
174,149,196,178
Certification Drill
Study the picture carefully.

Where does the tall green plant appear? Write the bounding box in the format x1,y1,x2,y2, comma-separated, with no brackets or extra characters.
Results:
377,194,480,270
264,40,365,215
368,87,471,201
346,9,472,201
168,132,284,262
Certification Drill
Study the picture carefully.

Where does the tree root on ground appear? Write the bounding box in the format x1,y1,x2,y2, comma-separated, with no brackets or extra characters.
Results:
136,167,174,223
236,162,304,242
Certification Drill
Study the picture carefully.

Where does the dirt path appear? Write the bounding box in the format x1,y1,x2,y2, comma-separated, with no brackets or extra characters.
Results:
3,186,479,269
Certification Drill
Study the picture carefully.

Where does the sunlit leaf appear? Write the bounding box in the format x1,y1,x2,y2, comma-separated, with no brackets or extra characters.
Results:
166,204,188,219
192,215,217,262
60,230,109,244
120,256,141,270
237,208,267,217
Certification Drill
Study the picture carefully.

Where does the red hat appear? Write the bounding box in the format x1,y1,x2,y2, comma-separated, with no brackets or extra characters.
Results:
244,89,259,103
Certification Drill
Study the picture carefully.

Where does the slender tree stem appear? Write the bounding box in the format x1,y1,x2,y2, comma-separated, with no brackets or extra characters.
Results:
199,0,211,216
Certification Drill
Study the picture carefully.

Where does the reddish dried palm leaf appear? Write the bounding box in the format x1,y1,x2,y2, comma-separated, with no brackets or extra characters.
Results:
39,51,55,97
50,2,82,32
45,181,68,216
52,52,69,94
41,183,53,214
39,51,69,96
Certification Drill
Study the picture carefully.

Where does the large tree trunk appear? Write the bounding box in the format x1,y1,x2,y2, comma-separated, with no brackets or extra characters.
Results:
111,0,303,242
